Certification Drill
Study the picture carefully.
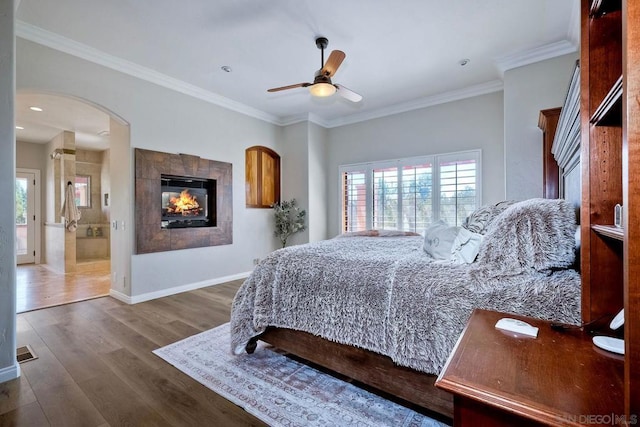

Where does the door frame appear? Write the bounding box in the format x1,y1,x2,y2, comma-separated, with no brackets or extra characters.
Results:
16,168,41,264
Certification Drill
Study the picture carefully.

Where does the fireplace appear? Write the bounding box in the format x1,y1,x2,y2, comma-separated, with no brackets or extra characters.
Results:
135,148,232,254
160,175,215,228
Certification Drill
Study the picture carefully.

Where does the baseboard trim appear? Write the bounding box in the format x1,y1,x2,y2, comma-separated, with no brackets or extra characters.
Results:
109,271,252,305
0,362,20,384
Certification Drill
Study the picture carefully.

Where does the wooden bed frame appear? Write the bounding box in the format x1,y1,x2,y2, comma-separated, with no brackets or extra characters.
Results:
247,327,454,418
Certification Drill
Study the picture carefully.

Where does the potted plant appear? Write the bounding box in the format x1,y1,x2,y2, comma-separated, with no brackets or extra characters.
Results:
272,199,306,248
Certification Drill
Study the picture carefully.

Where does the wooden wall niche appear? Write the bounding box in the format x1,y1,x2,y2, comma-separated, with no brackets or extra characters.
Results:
245,146,280,208
135,148,232,254
538,107,561,199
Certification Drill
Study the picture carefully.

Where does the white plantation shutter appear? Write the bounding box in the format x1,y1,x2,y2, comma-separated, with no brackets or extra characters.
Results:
373,166,399,230
401,162,433,232
339,150,480,234
342,169,368,232
438,153,478,226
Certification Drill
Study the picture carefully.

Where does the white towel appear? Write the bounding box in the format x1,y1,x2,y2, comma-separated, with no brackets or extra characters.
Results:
60,183,81,232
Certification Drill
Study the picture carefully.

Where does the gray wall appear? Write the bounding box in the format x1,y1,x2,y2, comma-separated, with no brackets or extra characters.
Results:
326,91,505,237
279,121,329,246
280,122,310,247
0,0,19,383
504,53,579,200
16,38,299,299
308,123,328,242
16,140,46,170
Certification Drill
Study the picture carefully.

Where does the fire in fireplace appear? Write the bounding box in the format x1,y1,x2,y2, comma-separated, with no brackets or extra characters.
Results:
163,189,204,217
161,175,216,228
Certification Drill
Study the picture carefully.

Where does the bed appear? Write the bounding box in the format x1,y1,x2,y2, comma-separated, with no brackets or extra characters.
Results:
230,197,581,419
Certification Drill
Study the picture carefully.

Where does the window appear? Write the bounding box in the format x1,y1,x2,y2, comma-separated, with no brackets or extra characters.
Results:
342,169,367,232
74,175,91,208
438,153,479,227
340,150,480,233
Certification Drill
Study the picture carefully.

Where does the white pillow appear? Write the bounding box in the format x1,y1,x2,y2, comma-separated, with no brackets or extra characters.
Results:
450,227,483,264
424,220,483,263
423,220,459,260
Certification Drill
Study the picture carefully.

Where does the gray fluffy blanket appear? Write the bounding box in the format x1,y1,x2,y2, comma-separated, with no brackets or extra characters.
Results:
230,199,581,375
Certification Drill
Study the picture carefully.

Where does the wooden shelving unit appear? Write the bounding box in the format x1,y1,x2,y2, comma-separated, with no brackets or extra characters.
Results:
580,0,623,327
590,75,623,126
581,0,640,417
589,0,622,17
591,224,624,241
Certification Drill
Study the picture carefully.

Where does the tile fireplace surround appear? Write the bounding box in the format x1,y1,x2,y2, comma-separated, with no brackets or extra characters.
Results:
135,148,232,254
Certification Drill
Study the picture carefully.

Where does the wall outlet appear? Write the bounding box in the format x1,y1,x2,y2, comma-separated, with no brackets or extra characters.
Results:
122,275,127,289
253,258,260,266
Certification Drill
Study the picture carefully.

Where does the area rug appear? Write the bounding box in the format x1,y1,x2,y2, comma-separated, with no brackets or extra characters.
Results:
153,323,447,427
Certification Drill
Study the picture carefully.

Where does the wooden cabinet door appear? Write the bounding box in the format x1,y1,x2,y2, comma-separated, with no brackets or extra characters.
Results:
245,146,280,208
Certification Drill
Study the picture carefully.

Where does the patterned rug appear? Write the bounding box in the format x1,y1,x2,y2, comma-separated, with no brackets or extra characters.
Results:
153,323,448,427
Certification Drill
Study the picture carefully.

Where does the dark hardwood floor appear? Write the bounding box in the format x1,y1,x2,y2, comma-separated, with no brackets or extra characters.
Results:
1,280,266,426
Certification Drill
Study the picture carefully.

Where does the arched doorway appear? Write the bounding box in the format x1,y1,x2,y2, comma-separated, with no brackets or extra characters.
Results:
15,91,130,312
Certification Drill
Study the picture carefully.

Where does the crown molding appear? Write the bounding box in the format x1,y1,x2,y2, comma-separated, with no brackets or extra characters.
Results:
307,113,332,128
494,40,577,76
17,21,563,131
275,112,332,128
15,21,281,125
320,80,504,128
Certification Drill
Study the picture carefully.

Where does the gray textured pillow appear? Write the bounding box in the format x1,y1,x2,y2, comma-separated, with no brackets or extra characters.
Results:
472,198,577,278
463,200,517,234
423,220,459,260
463,205,493,234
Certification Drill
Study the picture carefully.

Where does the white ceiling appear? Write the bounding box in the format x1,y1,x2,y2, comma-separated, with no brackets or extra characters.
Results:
16,93,111,150
14,0,579,148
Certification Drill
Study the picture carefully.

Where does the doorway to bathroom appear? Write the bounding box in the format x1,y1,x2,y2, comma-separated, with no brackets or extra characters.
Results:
15,91,129,312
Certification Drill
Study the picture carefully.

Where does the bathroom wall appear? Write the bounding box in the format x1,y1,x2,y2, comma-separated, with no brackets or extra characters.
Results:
75,148,110,261
44,130,76,272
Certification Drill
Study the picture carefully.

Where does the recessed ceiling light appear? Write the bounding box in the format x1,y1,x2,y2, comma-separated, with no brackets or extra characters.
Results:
15,126,24,130
29,106,43,112
459,59,470,67
221,65,232,73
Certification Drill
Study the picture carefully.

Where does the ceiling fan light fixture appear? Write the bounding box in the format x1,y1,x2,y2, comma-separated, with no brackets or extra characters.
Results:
309,82,336,97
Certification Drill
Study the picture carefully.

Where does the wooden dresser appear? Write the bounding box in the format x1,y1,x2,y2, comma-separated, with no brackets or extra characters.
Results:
435,309,624,426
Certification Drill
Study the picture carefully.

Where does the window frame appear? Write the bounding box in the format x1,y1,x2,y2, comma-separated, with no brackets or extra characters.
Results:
338,149,482,234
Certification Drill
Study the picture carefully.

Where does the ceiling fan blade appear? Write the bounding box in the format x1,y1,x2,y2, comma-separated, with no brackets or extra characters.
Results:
321,50,346,77
335,84,362,102
267,83,311,92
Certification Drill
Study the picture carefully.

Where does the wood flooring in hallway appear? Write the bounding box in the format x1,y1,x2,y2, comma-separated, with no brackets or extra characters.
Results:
1,280,264,426
16,264,111,313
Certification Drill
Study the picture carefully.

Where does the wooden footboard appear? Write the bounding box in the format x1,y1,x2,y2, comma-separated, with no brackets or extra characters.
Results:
250,327,453,419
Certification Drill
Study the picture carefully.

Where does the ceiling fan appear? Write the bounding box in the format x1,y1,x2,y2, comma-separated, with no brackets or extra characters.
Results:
267,37,362,102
